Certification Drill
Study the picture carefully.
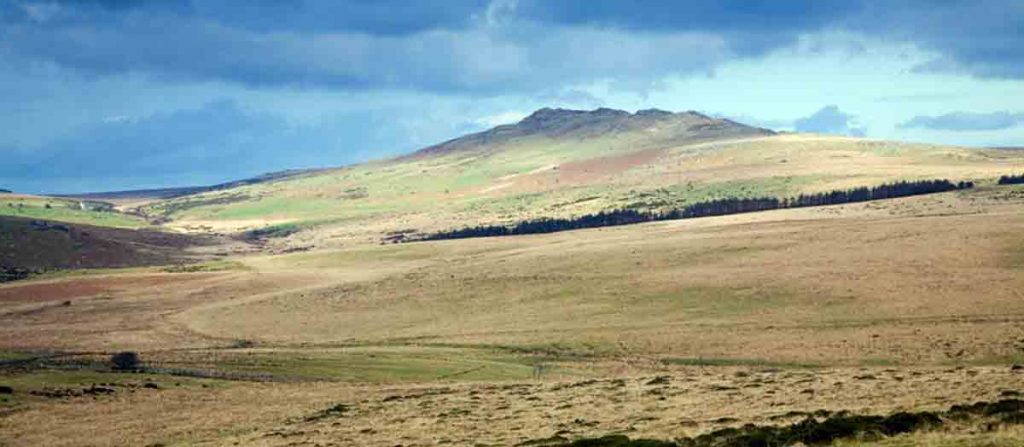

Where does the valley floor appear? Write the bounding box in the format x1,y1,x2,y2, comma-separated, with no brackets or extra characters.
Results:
3,186,1024,445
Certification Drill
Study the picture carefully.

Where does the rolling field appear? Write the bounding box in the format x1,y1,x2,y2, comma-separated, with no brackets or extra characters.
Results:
4,185,1024,445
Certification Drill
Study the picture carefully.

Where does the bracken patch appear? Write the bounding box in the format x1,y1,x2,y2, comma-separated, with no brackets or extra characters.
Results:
526,399,1024,447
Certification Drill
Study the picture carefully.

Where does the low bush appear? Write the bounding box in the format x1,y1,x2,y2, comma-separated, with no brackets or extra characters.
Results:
110,352,140,371
998,174,1024,185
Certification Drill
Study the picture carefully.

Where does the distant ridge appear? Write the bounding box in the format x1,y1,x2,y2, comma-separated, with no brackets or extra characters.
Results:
57,168,330,202
409,107,774,158
58,108,774,200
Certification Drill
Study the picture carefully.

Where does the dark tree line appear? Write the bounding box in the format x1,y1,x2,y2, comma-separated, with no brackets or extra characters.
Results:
421,209,652,241
412,179,973,242
999,174,1024,185
0,267,32,283
787,179,970,207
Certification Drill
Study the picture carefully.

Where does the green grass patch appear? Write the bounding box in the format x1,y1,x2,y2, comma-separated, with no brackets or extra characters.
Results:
0,368,225,408
26,266,153,280
425,341,621,361
618,175,828,211
163,260,250,273
192,349,548,383
0,350,34,361
630,285,797,321
0,196,148,228
243,222,301,239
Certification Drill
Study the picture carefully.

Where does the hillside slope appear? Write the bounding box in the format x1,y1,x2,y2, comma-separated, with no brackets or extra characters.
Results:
59,167,330,208
0,215,223,281
137,107,1024,245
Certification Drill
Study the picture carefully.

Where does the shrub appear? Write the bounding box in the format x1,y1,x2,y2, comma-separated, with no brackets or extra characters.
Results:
243,223,300,240
998,174,1024,185
110,351,141,371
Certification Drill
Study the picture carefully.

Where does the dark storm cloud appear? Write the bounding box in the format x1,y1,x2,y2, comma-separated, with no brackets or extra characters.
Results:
0,3,728,92
0,99,443,193
1,100,282,179
853,0,1024,79
2,0,1022,92
190,0,488,35
518,0,1024,80
898,111,1024,131
516,0,863,54
2,0,1022,192
0,0,486,33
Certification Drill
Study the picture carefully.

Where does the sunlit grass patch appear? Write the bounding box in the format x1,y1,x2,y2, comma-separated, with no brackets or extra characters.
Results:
159,347,581,383
626,285,798,321
0,196,148,228
163,260,250,273
0,368,226,408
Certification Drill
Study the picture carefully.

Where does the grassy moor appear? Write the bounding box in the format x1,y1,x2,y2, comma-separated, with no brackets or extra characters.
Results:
4,107,1024,446
4,2,1024,445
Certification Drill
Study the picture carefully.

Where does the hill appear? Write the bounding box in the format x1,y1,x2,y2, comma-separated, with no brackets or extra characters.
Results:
134,107,1024,247
410,107,773,158
0,215,227,282
56,167,330,207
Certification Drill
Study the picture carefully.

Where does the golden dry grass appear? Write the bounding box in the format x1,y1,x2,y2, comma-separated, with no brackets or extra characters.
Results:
170,187,1024,366
3,186,1024,445
3,365,1024,446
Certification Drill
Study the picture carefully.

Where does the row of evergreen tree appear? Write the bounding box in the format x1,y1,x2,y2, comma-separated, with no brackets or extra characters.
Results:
998,174,1024,185
414,179,972,242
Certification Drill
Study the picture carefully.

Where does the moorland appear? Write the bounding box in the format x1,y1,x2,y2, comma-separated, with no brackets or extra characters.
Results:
3,108,1024,446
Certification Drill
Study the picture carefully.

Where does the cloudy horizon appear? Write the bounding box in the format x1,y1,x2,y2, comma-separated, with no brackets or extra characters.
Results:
2,0,1024,193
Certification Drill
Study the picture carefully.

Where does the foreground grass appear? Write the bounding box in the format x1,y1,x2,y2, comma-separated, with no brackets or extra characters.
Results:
531,399,1024,446
0,368,225,409
836,428,1024,446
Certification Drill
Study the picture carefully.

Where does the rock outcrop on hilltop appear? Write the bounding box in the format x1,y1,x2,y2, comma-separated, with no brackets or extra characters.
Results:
410,107,774,158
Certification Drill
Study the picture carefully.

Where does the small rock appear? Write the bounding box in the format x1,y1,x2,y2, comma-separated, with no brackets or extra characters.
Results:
85,386,115,395
646,375,670,386
0,385,13,394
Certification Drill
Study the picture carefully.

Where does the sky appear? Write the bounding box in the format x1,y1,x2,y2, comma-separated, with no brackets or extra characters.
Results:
2,0,1024,193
